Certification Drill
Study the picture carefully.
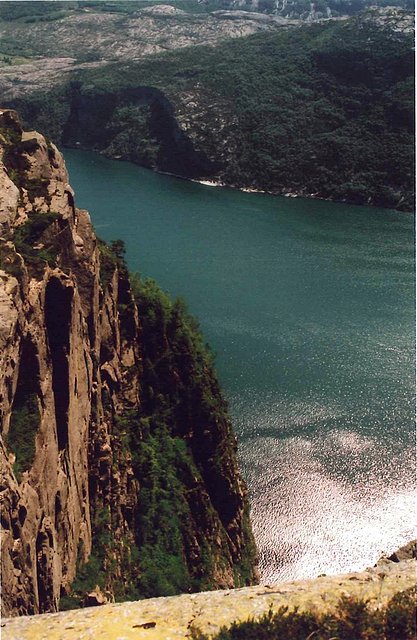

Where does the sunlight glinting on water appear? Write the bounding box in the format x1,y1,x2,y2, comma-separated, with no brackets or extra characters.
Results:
65,149,415,583
240,432,415,582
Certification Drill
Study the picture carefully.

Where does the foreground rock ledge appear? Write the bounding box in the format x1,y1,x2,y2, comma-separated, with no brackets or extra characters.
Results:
3,558,415,640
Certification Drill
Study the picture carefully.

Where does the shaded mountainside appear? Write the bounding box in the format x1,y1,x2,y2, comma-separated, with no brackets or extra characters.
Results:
7,10,415,211
0,109,258,617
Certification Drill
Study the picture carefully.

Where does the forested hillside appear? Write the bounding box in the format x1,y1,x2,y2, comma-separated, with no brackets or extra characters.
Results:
11,11,414,210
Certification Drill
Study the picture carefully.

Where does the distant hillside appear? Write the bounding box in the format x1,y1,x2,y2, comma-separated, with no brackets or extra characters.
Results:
0,1,296,91
8,10,415,211
0,0,413,22
196,0,414,19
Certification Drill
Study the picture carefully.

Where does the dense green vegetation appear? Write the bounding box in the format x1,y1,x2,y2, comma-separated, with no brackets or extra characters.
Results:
101,18,414,210
13,212,62,275
6,393,39,482
60,242,256,608
121,272,255,597
104,105,160,167
13,14,414,210
115,411,211,598
0,0,238,22
192,588,417,640
0,1,77,23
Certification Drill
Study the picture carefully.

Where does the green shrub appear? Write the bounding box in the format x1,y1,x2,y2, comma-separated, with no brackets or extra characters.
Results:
62,259,256,608
192,588,417,640
24,177,50,201
6,393,39,481
385,588,417,640
97,239,117,288
98,238,128,288
13,212,62,275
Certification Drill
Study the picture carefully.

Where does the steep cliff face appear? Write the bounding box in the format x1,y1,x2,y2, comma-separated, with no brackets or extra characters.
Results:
0,109,257,617
60,85,221,178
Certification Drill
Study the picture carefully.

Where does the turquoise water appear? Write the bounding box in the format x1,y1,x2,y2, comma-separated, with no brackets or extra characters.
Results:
65,149,415,582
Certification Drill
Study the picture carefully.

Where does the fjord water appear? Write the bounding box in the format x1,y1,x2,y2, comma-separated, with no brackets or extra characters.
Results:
65,149,415,582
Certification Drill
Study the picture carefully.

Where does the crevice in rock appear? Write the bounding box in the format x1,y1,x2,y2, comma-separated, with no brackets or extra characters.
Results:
86,311,96,349
5,337,41,478
54,493,62,530
36,527,54,613
100,342,113,366
9,338,40,418
45,277,73,451
18,505,27,527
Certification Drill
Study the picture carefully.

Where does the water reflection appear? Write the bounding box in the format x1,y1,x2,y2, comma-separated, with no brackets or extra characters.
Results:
65,149,415,583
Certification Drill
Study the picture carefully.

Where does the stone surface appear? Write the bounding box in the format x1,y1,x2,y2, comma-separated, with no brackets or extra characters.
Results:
0,110,142,615
0,164,19,234
2,557,415,639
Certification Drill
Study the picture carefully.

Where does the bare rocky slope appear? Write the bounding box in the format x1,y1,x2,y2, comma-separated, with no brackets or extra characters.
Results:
0,109,257,617
0,4,296,102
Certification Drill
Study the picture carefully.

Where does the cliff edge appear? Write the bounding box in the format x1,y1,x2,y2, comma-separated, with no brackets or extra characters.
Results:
2,551,415,639
0,109,257,617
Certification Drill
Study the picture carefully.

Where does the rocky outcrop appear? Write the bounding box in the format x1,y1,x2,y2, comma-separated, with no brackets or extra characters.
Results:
0,109,257,617
387,539,416,562
2,552,415,639
60,85,220,178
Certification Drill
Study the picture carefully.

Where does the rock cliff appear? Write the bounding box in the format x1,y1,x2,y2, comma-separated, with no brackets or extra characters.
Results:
0,109,257,617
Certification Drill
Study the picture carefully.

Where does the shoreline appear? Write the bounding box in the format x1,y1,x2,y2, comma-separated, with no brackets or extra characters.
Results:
186,175,411,213
83,147,412,213
66,145,413,213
